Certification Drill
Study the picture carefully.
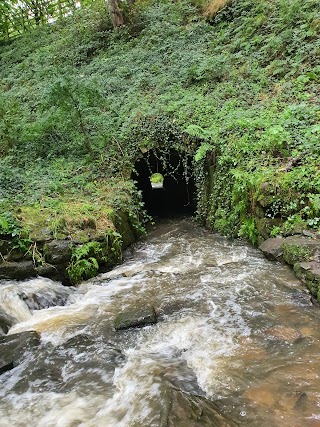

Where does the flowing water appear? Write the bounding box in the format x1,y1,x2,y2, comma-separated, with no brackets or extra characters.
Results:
0,218,320,426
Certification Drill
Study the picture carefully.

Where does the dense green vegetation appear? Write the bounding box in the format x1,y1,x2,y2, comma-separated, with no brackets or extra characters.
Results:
0,0,319,250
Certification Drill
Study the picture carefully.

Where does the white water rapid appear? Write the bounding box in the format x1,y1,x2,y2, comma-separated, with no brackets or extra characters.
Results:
0,219,320,426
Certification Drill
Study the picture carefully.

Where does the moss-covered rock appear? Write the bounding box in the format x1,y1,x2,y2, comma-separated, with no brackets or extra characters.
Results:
0,240,12,256
260,236,320,264
114,211,137,249
256,218,282,243
294,261,320,300
283,242,314,265
260,235,320,301
0,261,36,280
5,248,31,262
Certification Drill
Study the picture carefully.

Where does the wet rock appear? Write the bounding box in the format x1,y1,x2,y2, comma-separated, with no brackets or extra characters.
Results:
259,238,284,261
0,261,36,280
0,331,40,374
99,270,124,281
63,334,96,348
43,240,72,265
0,360,14,375
0,310,16,334
294,261,320,299
59,335,124,364
265,326,302,343
162,388,237,427
294,391,308,410
100,263,145,281
115,306,157,331
18,289,70,311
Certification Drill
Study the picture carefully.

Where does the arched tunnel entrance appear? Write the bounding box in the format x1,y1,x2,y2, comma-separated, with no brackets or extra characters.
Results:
132,150,196,217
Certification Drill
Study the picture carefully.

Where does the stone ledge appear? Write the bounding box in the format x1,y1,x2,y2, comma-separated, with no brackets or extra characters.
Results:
260,235,320,301
0,261,36,280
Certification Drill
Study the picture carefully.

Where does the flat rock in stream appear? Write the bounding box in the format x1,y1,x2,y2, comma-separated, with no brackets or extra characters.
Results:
0,331,40,374
115,306,157,331
163,388,238,427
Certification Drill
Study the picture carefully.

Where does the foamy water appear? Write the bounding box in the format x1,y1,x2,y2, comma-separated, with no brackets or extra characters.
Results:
0,218,319,426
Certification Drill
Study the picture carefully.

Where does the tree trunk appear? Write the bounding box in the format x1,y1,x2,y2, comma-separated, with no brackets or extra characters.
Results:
108,0,124,29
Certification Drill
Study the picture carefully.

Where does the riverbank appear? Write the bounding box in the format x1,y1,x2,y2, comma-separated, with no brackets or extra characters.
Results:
0,179,146,284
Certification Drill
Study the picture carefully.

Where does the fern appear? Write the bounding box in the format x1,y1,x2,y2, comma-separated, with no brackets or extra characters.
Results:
195,143,214,162
67,257,99,284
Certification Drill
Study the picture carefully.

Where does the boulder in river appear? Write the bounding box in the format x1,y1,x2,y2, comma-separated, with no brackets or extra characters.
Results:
115,306,157,330
162,388,238,427
0,310,16,335
259,238,284,261
0,331,40,375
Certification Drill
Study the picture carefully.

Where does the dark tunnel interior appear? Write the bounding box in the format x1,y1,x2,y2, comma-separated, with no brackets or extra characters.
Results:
131,151,196,218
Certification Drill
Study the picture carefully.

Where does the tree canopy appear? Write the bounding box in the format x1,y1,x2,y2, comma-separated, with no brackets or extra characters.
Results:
0,0,100,39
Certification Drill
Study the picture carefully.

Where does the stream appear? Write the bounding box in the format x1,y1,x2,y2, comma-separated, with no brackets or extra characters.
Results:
0,218,320,426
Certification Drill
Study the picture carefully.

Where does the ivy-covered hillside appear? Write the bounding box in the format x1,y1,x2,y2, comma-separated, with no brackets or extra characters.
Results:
0,0,319,245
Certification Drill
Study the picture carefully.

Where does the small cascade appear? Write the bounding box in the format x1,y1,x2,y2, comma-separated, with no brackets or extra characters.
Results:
0,278,75,333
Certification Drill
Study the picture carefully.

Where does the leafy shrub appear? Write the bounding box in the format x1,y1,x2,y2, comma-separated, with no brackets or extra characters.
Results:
238,218,259,245
67,231,122,284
